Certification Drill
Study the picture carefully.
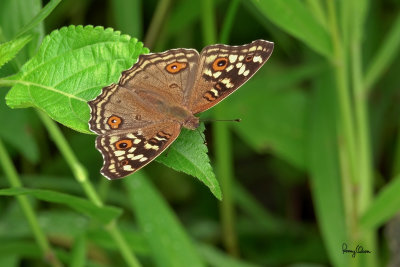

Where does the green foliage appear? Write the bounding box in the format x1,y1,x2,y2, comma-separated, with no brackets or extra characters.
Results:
0,36,31,69
6,25,148,133
1,0,400,267
249,0,332,57
0,187,122,224
125,172,206,267
157,124,221,199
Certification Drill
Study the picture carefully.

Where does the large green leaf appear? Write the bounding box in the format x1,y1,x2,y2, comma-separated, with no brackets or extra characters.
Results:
156,124,221,199
6,25,148,133
125,172,206,267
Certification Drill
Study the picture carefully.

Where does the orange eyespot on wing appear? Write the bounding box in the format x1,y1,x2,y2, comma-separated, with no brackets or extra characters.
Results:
107,115,122,129
115,139,133,150
120,159,129,166
245,55,254,62
166,62,187,73
212,57,228,71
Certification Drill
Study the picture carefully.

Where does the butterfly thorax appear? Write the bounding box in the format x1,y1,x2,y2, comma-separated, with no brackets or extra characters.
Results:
182,114,199,130
168,105,199,130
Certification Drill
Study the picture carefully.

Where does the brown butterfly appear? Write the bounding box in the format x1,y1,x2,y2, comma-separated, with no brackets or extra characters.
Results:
88,40,274,179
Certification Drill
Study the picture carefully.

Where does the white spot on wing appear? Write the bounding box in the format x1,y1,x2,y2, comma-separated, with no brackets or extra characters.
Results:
226,65,234,72
211,88,219,96
123,165,135,171
221,78,234,88
213,71,222,78
253,56,262,63
139,157,148,162
132,154,144,160
204,68,213,77
115,150,125,156
238,65,246,75
229,55,237,62
145,143,159,150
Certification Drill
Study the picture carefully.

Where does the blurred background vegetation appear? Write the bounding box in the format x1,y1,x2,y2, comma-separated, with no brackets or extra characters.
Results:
1,0,400,266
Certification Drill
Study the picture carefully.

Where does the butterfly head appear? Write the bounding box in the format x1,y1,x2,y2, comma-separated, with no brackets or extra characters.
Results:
182,115,199,130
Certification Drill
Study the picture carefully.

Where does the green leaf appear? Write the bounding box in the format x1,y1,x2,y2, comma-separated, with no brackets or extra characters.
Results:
0,36,31,70
307,71,347,267
360,174,400,230
249,0,332,58
365,13,400,91
124,172,206,267
0,0,45,70
156,123,221,200
0,187,122,224
6,25,148,133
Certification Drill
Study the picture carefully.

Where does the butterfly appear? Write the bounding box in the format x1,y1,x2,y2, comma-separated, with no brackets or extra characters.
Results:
88,39,274,179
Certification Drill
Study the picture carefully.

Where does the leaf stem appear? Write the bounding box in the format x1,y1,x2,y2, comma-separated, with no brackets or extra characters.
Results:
0,138,63,267
36,110,142,267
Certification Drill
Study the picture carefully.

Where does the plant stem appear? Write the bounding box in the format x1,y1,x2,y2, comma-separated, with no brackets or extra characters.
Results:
0,138,63,267
37,110,142,267
144,0,172,50
327,0,358,247
201,0,217,46
350,0,377,265
202,0,240,256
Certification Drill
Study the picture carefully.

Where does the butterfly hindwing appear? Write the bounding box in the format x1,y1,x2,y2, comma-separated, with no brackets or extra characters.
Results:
186,40,274,114
95,123,181,179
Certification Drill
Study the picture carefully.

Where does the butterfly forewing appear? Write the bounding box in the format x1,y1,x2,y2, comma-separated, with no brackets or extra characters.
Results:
186,40,274,114
119,49,199,106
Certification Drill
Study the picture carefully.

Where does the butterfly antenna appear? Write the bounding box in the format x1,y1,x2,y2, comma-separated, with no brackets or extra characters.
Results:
200,118,242,123
196,128,207,145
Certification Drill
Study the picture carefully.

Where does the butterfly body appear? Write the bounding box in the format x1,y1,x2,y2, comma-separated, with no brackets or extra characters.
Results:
88,40,274,179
